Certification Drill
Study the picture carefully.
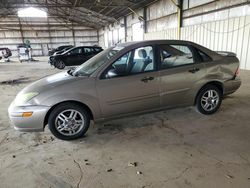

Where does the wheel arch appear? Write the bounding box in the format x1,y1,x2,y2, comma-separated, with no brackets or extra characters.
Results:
194,81,224,105
43,100,94,128
55,58,66,69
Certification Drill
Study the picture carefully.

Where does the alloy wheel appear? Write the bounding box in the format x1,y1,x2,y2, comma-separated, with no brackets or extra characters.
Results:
201,89,219,111
55,109,85,136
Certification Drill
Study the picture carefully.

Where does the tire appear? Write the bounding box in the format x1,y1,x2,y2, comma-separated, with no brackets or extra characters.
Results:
55,60,65,69
196,84,222,115
48,103,90,140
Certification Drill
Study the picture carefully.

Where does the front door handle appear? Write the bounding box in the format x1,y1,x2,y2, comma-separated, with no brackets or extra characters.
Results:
141,76,154,83
189,67,200,73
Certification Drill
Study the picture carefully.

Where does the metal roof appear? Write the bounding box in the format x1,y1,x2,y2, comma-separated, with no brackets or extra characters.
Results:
0,0,158,29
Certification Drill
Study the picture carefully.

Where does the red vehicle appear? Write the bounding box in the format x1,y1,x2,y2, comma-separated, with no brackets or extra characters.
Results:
0,48,12,60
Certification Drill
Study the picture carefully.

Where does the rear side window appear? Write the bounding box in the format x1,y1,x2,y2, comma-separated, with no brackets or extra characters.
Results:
170,45,191,54
197,50,212,62
159,45,194,69
84,47,94,54
94,48,102,52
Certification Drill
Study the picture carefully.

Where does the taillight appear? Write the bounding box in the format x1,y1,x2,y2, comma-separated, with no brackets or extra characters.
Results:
235,67,240,77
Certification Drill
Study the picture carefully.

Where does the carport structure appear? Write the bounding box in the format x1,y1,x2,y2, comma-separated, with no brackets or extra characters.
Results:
0,0,159,56
1,1,250,188
0,0,157,26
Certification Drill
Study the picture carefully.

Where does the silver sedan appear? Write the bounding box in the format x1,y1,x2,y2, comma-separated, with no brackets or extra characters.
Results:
8,40,241,140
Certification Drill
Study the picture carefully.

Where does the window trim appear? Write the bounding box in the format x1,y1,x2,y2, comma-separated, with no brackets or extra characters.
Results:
194,48,213,63
99,45,157,80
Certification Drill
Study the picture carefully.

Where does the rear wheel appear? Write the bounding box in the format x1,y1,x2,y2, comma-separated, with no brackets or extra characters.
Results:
48,103,90,140
55,60,65,69
196,85,222,115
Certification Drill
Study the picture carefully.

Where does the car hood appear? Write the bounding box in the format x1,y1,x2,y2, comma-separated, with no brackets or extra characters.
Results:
54,50,64,55
51,53,62,58
20,71,82,95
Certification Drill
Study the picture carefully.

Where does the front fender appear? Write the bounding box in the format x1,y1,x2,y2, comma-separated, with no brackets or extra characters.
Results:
40,92,101,120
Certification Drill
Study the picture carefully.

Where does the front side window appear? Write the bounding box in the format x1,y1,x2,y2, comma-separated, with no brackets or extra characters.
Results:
104,46,155,78
159,45,194,69
73,46,124,76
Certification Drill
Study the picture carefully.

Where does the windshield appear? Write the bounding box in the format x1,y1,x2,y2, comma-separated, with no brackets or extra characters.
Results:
62,47,76,55
72,46,124,76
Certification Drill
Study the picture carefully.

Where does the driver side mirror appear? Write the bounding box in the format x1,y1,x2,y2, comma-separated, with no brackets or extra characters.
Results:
106,64,127,78
106,69,118,78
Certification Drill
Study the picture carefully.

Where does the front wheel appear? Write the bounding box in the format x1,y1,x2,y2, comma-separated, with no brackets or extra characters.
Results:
55,60,65,69
196,85,222,115
48,103,90,140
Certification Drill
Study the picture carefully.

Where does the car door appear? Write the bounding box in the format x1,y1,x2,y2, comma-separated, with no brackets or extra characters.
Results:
73,47,87,65
158,44,205,108
83,47,95,61
64,47,82,65
96,46,160,118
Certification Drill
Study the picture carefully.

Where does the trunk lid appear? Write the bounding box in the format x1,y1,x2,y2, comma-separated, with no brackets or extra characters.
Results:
216,51,236,57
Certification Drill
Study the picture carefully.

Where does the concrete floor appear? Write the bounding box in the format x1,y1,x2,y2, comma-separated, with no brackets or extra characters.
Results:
0,58,250,188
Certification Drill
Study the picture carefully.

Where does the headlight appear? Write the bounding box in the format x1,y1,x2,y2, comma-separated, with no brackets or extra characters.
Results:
15,92,39,106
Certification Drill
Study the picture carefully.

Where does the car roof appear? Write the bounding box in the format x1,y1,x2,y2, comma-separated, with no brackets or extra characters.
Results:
115,40,221,60
116,40,194,47
72,46,102,48
58,45,73,47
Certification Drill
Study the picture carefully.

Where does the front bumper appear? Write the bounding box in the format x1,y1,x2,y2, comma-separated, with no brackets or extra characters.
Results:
48,57,56,66
48,59,55,66
8,102,50,132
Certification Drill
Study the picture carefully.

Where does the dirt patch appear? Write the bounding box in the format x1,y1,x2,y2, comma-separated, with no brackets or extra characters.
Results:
0,77,31,85
97,123,124,135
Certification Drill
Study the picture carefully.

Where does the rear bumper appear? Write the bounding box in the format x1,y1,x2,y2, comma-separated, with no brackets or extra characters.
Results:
8,102,50,132
224,77,241,95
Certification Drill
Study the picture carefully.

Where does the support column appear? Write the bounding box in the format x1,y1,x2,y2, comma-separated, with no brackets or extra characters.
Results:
72,24,76,46
47,17,52,48
143,6,147,33
97,29,99,45
170,0,183,39
177,0,183,39
124,16,127,42
18,18,24,43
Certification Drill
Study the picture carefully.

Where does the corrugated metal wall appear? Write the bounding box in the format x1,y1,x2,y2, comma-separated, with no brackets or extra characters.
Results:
144,28,178,40
145,15,250,70
99,0,250,70
0,17,98,56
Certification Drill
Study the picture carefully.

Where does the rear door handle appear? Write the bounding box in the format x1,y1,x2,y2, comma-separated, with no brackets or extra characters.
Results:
141,76,154,82
189,67,200,73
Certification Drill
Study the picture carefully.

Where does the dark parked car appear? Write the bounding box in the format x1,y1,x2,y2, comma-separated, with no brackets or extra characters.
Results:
49,46,103,69
48,45,74,56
